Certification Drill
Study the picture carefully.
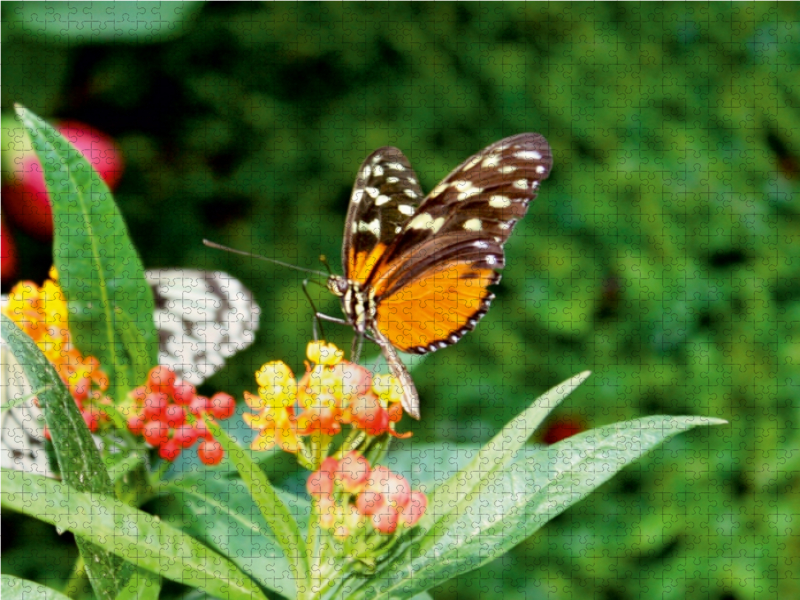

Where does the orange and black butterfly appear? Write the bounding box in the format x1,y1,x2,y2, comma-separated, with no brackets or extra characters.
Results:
326,134,553,419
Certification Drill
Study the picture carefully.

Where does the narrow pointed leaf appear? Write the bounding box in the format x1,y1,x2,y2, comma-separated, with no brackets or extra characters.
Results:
205,419,309,593
163,475,306,597
355,415,727,600
14,106,157,398
422,371,591,533
2,315,128,599
1,471,268,600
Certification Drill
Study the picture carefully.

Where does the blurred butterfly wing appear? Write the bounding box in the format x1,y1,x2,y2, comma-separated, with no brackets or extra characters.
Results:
0,343,53,477
148,269,260,385
342,147,424,283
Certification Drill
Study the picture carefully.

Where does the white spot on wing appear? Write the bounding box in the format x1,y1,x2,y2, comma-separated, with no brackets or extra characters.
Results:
536,165,547,174
462,154,483,170
398,204,415,216
514,150,542,160
357,219,381,238
482,154,501,168
403,188,418,199
365,186,379,198
513,179,529,190
361,166,372,180
499,165,517,174
407,213,445,232
373,165,384,177
386,162,406,171
463,218,482,231
376,195,391,206
352,190,364,204
453,180,483,201
431,182,449,197
387,176,399,184
489,195,512,208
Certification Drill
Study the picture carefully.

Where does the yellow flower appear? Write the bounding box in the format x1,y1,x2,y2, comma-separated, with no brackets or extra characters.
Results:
306,341,344,366
254,361,297,409
372,374,403,405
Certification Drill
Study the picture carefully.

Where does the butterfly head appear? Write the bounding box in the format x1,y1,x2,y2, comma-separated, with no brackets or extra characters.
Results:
327,275,377,335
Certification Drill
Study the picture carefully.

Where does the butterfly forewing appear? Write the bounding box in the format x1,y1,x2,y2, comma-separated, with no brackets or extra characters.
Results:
368,133,553,280
343,147,424,283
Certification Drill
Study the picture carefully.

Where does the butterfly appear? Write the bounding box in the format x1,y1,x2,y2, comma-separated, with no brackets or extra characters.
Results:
325,134,553,419
1,269,260,476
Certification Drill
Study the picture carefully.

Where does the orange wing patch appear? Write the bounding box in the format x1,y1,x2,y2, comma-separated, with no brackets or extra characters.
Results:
375,262,497,353
348,243,388,285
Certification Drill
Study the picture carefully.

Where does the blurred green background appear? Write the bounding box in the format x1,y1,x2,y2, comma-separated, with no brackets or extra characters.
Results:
2,2,798,599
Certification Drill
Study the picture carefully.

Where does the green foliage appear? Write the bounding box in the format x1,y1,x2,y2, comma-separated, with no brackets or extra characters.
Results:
3,3,798,599
14,107,158,399
1,316,131,600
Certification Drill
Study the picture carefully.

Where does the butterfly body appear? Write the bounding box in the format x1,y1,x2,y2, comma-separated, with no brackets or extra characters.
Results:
332,134,553,419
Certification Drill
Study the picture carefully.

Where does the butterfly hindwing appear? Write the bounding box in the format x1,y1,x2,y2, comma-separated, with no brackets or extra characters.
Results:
343,147,424,283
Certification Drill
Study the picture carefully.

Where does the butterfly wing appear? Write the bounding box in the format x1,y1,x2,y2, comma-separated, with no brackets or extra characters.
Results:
367,133,553,353
342,147,424,283
148,269,261,385
0,343,53,476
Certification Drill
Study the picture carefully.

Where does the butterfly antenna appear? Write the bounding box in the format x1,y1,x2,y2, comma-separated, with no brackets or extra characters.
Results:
319,254,334,275
203,240,329,278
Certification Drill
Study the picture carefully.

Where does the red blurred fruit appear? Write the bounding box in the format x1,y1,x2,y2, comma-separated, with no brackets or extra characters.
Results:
1,218,17,283
541,417,587,445
163,404,186,428
142,420,170,446
172,380,196,405
173,424,199,448
3,121,124,241
197,439,224,465
148,365,177,394
209,392,236,420
189,395,210,416
142,392,169,421
159,438,182,462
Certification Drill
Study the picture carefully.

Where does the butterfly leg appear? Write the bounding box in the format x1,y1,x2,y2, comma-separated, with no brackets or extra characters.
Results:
351,333,365,364
302,279,328,341
374,333,421,420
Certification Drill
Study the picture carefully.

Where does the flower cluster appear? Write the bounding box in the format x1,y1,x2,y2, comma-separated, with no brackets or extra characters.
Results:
2,270,112,434
125,366,235,465
243,341,410,456
308,452,427,540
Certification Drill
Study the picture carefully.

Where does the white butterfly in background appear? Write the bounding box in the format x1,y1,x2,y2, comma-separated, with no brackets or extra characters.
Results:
0,269,260,477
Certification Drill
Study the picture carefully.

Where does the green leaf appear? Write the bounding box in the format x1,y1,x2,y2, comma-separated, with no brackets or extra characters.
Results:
205,419,309,594
2,315,129,600
14,105,158,400
421,371,592,532
1,471,268,600
1,575,73,600
355,415,726,599
162,475,307,598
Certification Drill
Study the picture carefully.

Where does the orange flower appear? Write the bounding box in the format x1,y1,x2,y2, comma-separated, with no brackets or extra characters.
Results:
2,271,111,431
243,341,412,455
